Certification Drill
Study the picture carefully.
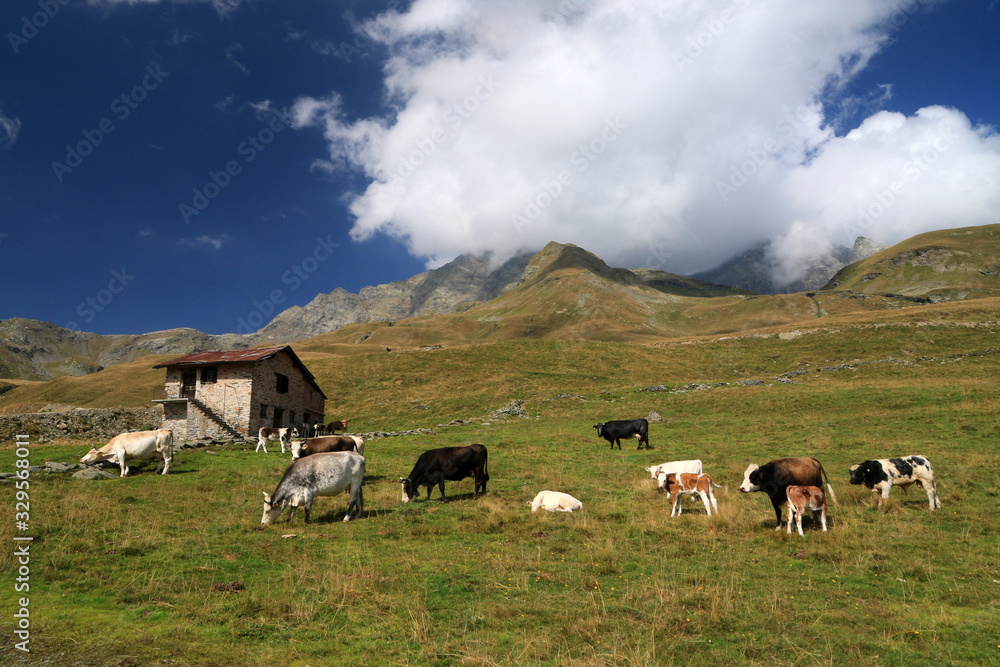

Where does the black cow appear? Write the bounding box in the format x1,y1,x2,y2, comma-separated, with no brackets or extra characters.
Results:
400,444,489,503
739,457,839,529
593,419,650,450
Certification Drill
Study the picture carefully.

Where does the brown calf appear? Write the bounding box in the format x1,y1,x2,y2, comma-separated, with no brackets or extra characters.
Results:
326,419,349,434
663,472,719,517
785,485,828,536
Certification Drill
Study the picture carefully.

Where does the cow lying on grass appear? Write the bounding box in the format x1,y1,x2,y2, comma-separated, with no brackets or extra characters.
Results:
529,490,582,513
80,429,175,477
786,485,827,536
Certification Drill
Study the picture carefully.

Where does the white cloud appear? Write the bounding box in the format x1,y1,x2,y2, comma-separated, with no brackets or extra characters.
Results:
292,0,1000,280
179,234,229,250
0,109,21,150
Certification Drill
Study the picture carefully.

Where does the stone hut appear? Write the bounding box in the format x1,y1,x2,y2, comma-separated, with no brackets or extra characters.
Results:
152,346,326,440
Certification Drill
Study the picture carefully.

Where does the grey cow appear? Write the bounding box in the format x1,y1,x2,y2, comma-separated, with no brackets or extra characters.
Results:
261,451,365,524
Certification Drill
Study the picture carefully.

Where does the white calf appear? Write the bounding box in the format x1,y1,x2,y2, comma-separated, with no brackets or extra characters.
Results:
529,490,583,513
644,459,703,484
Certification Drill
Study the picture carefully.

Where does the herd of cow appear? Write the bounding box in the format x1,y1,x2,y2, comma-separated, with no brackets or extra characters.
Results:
78,417,942,536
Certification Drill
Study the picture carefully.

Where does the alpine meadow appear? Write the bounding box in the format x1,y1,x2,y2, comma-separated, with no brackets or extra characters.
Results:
2,226,1000,666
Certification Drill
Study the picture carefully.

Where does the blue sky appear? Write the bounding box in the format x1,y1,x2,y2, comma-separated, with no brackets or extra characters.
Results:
1,0,998,336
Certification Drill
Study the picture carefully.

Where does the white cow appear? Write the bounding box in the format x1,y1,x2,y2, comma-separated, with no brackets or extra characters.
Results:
80,429,175,477
262,451,365,524
256,426,299,454
644,460,704,485
529,490,583,513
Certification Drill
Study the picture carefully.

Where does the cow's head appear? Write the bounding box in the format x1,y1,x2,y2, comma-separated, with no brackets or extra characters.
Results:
80,448,107,465
739,463,761,493
290,441,307,461
849,463,863,485
593,423,605,437
289,427,300,438
850,461,881,489
261,491,282,525
400,477,415,503
656,471,672,491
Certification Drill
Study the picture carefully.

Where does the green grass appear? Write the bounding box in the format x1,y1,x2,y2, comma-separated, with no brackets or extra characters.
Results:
3,325,1000,666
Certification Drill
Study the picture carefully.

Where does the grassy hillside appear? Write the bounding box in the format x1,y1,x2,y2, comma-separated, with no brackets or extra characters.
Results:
2,307,999,665
824,224,1000,299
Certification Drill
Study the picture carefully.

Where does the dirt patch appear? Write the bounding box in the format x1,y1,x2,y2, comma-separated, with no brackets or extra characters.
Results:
211,581,245,593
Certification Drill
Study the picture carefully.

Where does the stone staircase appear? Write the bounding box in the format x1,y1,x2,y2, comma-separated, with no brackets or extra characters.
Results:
188,397,244,440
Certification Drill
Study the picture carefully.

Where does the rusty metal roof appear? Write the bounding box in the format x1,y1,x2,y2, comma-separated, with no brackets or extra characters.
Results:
153,345,327,399
153,346,288,367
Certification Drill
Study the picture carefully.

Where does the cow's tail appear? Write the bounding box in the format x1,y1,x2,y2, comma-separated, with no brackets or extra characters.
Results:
819,462,840,509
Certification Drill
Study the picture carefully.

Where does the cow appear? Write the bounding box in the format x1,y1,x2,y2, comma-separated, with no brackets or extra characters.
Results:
261,451,365,524
786,485,827,536
291,435,365,461
529,490,583,513
400,444,489,503
593,418,650,450
645,459,703,480
256,426,299,454
297,423,315,439
313,422,326,437
326,419,349,434
80,428,175,477
849,455,941,510
740,457,839,530
661,472,719,517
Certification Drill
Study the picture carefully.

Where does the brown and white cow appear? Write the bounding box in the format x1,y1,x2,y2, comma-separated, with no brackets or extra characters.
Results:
740,457,839,529
785,485,828,536
661,472,719,517
849,455,941,510
80,428,175,477
256,427,299,454
291,435,364,461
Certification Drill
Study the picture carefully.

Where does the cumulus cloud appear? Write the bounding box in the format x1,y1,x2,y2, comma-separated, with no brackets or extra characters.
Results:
292,0,1000,281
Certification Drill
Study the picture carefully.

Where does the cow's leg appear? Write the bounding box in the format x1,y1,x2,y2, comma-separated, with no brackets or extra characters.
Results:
116,452,129,477
160,451,172,475
819,505,828,531
709,489,719,514
438,480,447,502
288,501,298,523
786,504,795,534
795,510,804,537
879,484,891,508
698,490,712,516
772,496,784,530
